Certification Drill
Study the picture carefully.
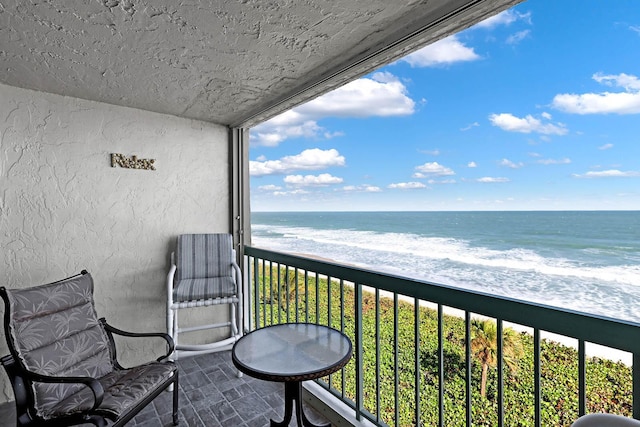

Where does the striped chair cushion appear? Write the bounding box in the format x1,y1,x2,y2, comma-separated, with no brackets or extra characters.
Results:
173,234,237,301
175,234,234,281
173,277,237,302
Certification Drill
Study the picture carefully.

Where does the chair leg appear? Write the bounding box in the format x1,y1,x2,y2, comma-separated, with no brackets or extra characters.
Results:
172,371,179,425
230,303,238,336
167,306,174,341
172,310,179,361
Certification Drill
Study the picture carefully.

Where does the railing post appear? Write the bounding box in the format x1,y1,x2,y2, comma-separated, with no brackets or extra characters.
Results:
579,340,586,417
252,256,259,330
375,288,381,424
414,298,421,427
634,354,640,419
394,294,400,427
355,283,364,421
438,304,444,427
534,329,541,427
465,312,472,427
497,319,504,427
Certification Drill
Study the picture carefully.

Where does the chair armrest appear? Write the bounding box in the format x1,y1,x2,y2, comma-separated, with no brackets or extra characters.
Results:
167,261,177,301
100,318,175,361
3,354,104,415
20,367,104,411
231,260,242,289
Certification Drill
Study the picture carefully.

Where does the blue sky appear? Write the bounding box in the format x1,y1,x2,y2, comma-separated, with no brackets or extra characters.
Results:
249,0,640,212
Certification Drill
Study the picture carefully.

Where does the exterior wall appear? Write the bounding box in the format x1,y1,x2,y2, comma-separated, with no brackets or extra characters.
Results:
0,83,230,403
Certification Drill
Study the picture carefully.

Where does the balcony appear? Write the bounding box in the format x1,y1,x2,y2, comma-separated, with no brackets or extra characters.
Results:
244,246,640,427
2,245,637,426
0,350,331,426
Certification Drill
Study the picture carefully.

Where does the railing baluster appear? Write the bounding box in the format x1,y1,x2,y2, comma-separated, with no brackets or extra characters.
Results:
375,288,381,423
285,266,290,323
295,267,299,323
304,270,309,323
342,279,346,398
534,328,541,427
328,275,332,328
498,319,504,427
269,260,274,326
252,256,258,330
438,304,444,427
260,258,265,328
356,283,364,421
277,262,282,324
579,339,586,417
634,354,640,419
328,275,333,389
415,297,421,427
394,293,400,427
315,272,320,325
465,312,472,427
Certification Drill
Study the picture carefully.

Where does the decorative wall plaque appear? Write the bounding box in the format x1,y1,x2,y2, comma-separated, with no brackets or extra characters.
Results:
111,153,156,170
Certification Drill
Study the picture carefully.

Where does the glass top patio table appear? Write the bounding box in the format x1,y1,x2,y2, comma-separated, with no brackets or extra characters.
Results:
232,322,352,381
232,323,352,427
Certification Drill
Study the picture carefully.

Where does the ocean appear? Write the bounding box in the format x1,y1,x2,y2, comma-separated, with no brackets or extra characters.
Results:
251,211,640,323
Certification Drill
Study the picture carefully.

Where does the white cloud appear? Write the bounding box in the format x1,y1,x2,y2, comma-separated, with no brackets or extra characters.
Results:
284,173,343,186
273,189,309,196
402,36,480,67
599,143,614,150
477,177,510,183
468,161,477,168
258,184,282,191
299,72,414,117
573,170,640,178
251,111,321,147
461,122,480,131
427,179,456,185
251,72,414,146
475,10,531,29
506,30,531,45
342,185,382,193
250,148,345,176
499,158,524,169
593,73,640,91
631,25,640,35
489,113,568,135
388,182,427,189
324,131,344,139
537,158,571,165
552,73,640,115
414,162,455,177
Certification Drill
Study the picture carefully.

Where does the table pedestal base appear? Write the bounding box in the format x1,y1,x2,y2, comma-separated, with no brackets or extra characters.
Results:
271,381,329,427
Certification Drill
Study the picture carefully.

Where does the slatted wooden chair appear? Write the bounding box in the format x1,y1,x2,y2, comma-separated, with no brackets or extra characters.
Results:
1,271,179,426
167,233,243,359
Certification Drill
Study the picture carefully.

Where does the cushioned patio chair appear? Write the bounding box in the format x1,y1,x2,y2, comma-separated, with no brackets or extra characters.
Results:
1,271,179,427
167,233,243,359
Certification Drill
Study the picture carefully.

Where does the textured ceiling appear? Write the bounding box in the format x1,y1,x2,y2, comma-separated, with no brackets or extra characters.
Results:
0,0,521,127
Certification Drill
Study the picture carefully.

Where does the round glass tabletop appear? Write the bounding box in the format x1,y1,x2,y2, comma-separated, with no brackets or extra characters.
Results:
232,323,352,382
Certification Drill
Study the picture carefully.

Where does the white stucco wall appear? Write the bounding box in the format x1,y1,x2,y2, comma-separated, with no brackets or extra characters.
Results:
0,83,230,403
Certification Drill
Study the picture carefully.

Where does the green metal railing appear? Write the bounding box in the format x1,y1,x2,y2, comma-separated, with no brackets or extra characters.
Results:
244,246,640,426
